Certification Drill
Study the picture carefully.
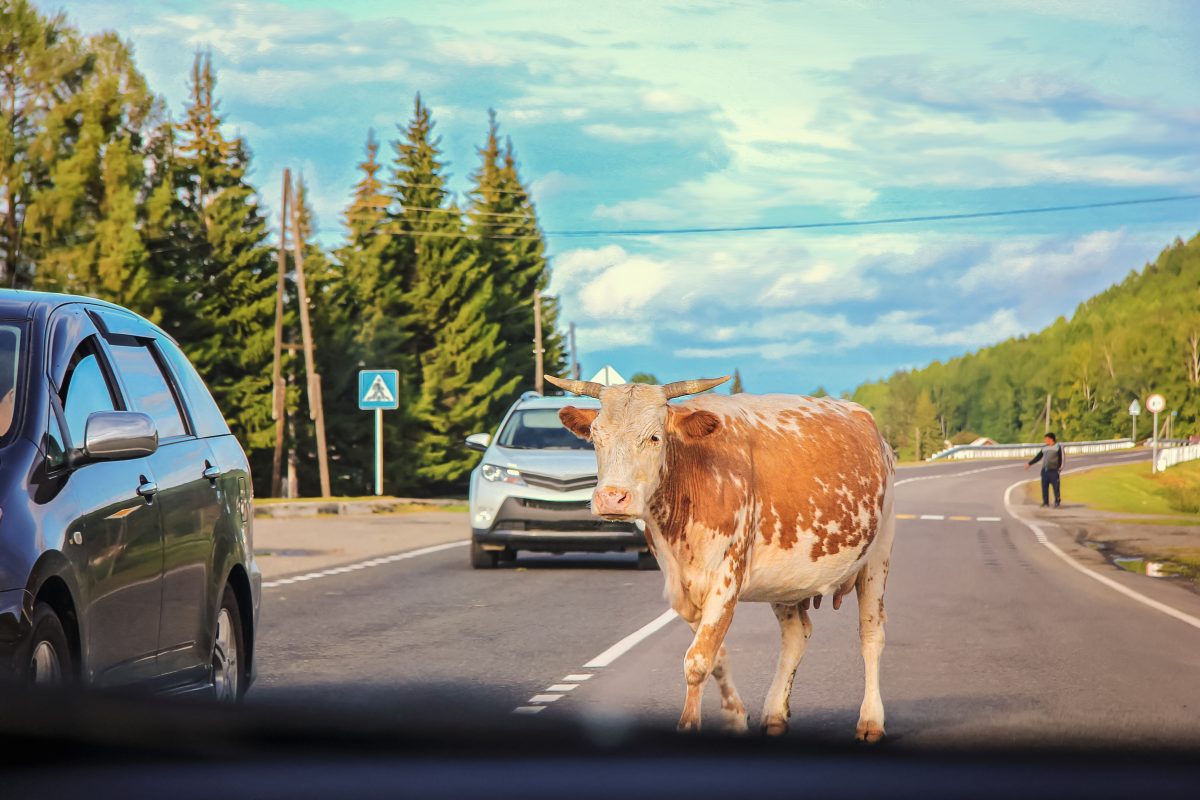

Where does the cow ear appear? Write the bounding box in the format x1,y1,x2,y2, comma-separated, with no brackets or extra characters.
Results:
668,407,721,440
559,406,599,440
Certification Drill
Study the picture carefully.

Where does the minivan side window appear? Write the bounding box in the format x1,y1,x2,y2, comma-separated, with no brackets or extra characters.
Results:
156,336,230,438
60,339,118,446
108,341,188,440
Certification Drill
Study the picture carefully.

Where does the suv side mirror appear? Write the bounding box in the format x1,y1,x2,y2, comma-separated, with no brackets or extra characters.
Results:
73,411,158,465
464,432,491,453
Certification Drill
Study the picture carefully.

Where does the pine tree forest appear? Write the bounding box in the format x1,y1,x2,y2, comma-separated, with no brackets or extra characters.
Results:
1,2,563,496
4,2,1197,489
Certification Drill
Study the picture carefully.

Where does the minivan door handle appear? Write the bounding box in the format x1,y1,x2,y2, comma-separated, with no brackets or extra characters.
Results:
136,480,159,500
202,464,220,482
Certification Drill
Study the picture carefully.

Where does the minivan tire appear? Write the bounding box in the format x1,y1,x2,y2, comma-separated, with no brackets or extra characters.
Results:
636,550,660,571
212,584,246,702
23,603,73,686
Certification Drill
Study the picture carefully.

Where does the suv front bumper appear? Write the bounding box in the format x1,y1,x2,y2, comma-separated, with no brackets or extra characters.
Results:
473,496,644,554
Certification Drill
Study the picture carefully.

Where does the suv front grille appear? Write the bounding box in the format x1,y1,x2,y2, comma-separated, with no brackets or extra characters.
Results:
521,472,598,492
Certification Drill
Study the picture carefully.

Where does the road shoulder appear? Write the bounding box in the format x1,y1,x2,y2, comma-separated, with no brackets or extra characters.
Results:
254,512,469,580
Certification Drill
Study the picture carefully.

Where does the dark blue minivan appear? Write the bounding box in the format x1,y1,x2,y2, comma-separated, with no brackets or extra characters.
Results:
0,290,260,698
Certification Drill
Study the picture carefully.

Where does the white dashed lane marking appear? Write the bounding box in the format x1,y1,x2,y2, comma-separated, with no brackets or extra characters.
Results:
511,610,681,716
260,540,469,589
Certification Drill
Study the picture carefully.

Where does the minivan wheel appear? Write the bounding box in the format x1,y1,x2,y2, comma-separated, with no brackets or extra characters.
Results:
24,604,73,686
470,539,499,569
212,584,246,702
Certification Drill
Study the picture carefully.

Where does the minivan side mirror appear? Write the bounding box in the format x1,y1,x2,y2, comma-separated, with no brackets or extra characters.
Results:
73,411,159,465
464,432,491,453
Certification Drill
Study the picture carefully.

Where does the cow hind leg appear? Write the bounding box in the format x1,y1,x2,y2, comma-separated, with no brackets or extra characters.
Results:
855,521,893,743
710,643,748,733
760,602,812,736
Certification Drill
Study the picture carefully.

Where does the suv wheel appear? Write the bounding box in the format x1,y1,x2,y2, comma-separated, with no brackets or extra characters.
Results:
212,584,246,702
24,603,73,686
470,539,499,569
636,550,660,571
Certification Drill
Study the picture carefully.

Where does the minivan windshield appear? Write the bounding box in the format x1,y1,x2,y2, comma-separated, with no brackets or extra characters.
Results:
0,324,21,441
496,409,594,451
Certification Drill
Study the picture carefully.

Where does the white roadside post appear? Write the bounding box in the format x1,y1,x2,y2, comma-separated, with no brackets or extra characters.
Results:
1146,393,1165,474
359,369,401,496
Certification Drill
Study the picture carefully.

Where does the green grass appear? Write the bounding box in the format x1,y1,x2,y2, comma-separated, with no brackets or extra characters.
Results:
1110,516,1200,527
254,495,389,505
254,496,468,514
1064,460,1200,516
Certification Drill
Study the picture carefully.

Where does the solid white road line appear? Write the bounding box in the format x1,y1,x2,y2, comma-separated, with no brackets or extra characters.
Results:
1003,475,1200,633
260,540,469,589
895,462,1019,487
583,609,680,669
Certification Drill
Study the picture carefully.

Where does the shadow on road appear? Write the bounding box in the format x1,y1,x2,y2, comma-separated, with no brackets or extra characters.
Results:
503,553,646,571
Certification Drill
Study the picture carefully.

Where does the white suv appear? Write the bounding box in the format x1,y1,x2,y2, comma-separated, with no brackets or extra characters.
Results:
465,392,650,569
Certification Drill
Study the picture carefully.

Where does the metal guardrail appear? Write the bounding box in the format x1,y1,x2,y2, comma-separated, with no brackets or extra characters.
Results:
927,438,1135,461
1157,443,1200,472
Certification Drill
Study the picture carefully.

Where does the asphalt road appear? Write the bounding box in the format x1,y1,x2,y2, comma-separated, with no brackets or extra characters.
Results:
252,451,1200,746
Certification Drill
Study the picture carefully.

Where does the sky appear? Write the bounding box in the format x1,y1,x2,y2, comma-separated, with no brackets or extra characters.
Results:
57,0,1200,395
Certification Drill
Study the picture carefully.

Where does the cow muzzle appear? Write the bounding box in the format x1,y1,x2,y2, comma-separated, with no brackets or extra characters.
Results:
593,485,634,519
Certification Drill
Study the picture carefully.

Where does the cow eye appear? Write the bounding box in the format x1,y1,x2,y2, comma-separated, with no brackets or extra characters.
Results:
649,434,662,445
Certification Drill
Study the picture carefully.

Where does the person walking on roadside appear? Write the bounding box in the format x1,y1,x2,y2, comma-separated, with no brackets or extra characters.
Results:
1025,432,1064,508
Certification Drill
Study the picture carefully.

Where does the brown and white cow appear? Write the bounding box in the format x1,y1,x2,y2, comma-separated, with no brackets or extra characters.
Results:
546,374,895,741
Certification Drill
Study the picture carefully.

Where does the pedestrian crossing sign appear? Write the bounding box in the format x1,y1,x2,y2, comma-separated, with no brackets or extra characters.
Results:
359,369,400,410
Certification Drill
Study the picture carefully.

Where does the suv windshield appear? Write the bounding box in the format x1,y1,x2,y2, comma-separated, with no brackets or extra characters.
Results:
0,323,21,441
496,409,594,451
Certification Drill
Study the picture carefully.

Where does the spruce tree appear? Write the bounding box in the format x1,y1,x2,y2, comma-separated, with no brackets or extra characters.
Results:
467,112,565,407
168,53,276,482
392,96,516,489
730,369,744,394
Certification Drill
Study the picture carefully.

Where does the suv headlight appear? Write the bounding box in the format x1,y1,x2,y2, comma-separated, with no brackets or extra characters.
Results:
481,463,525,486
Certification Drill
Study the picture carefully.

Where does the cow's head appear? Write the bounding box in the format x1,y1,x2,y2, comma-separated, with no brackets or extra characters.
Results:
547,375,730,520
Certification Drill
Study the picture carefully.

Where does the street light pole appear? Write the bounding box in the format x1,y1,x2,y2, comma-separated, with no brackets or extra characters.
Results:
533,289,544,395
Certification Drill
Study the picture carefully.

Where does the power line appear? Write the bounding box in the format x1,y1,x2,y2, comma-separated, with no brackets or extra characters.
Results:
542,193,1200,237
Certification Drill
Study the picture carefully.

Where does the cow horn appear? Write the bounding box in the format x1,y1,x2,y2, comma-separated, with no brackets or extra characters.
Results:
661,375,731,399
545,375,604,398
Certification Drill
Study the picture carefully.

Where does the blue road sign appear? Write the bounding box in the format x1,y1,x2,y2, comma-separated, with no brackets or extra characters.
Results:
359,369,400,410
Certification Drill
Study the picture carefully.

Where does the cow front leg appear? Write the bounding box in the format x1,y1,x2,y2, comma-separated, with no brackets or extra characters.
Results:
678,596,737,732
760,601,812,736
854,523,893,743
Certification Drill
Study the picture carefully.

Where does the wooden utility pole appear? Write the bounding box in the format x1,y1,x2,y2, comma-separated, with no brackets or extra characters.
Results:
1044,393,1052,434
568,321,580,380
533,289,544,395
269,171,290,497
286,170,332,497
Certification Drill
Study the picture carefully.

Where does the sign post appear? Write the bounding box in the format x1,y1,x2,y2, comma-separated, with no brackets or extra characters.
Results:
1146,393,1165,473
359,370,400,495
1128,398,1140,444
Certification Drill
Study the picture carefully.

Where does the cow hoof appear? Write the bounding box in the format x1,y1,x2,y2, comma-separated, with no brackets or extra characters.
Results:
677,718,701,733
761,716,788,736
721,711,749,734
855,722,886,743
